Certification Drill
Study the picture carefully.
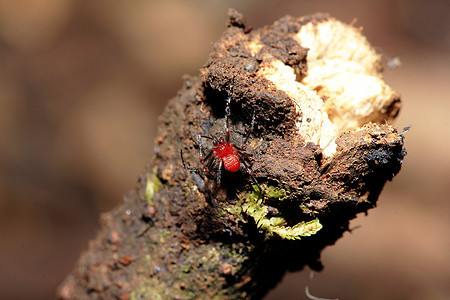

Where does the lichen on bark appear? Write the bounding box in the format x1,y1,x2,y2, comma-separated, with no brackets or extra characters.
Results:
58,9,407,300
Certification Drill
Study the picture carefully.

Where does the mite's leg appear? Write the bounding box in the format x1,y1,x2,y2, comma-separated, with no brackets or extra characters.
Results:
224,97,231,143
241,158,261,192
241,109,256,149
180,149,202,172
216,160,223,188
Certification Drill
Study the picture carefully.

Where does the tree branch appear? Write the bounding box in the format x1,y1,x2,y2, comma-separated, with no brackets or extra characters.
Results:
57,10,406,299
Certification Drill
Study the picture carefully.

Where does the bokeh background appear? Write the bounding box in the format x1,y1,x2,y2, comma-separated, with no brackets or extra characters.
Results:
1,0,449,299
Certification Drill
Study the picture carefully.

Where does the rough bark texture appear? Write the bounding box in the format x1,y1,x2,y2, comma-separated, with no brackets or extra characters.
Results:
57,10,406,299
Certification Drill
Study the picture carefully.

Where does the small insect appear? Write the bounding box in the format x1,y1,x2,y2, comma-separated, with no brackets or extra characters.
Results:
181,97,260,190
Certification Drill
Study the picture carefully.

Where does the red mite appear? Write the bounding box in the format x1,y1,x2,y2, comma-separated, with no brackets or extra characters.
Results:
211,138,240,172
181,97,259,189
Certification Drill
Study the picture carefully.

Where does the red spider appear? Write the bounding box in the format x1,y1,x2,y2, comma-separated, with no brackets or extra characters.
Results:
181,97,260,189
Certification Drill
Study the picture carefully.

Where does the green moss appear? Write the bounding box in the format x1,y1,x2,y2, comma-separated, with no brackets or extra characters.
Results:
264,185,289,201
145,168,162,205
240,184,322,240
225,203,243,215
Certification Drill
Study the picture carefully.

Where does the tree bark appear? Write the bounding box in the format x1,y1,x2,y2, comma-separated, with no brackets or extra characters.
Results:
57,10,406,300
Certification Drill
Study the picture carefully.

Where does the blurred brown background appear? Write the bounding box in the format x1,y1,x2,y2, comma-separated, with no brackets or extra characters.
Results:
0,0,449,299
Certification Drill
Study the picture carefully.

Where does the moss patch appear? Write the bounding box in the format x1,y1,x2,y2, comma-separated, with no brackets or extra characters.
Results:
240,185,322,240
145,168,162,205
